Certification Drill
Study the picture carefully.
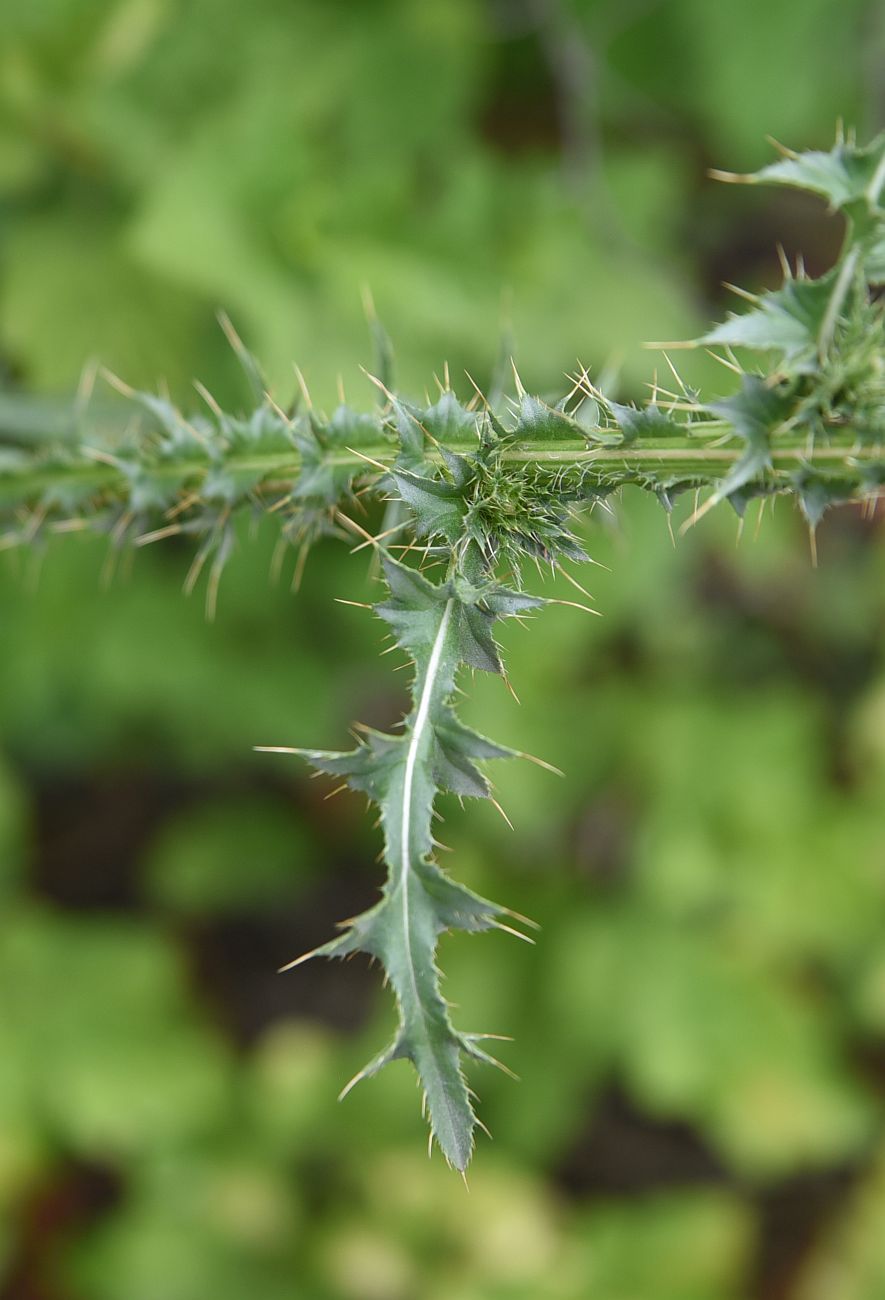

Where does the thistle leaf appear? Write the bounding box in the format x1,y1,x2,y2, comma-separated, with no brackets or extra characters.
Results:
607,401,684,443
510,393,580,441
292,406,384,506
733,133,885,212
418,392,476,441
203,407,296,504
389,468,465,541
792,468,862,529
276,554,540,1168
700,271,841,372
705,376,793,503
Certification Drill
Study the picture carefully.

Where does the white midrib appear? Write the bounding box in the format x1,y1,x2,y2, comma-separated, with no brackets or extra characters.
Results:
400,597,454,962
397,598,461,1148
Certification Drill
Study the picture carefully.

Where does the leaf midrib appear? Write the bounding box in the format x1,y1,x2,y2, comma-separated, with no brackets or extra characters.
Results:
397,597,465,1158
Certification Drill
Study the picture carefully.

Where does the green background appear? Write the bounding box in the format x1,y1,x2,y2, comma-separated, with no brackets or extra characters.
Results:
2,1,885,1296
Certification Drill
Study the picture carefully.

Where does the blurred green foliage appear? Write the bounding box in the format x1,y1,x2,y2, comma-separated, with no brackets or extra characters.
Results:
2,0,885,1296
1,0,879,404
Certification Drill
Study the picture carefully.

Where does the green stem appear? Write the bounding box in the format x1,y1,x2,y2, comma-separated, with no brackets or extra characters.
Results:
3,431,881,513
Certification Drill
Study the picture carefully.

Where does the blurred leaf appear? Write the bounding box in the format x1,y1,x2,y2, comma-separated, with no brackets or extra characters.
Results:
68,1146,300,1300
574,1190,751,1300
143,797,315,915
0,214,212,392
247,1021,339,1154
0,757,26,897
798,1145,885,1299
0,907,234,1156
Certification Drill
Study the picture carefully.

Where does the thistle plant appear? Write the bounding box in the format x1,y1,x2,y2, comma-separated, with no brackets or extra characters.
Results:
1,131,883,1170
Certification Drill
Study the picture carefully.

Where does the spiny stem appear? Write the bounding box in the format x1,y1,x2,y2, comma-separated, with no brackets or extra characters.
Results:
3,430,881,508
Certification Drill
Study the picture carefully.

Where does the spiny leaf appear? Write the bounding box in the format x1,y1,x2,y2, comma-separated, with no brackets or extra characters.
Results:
792,468,863,529
509,393,580,441
705,376,794,503
271,554,540,1168
389,467,465,542
700,270,843,372
417,391,476,442
714,134,885,285
203,407,296,504
723,132,885,213
292,405,385,506
606,401,684,443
